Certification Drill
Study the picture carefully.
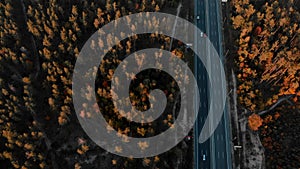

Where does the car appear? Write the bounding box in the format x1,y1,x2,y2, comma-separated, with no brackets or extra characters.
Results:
203,154,206,161
200,32,207,38
185,135,193,141
186,43,193,48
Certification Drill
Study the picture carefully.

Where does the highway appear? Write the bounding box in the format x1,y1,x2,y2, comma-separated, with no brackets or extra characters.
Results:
193,0,232,169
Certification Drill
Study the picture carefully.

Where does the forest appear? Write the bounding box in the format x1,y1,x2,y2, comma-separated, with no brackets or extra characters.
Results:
228,0,300,168
0,0,195,168
1,0,300,168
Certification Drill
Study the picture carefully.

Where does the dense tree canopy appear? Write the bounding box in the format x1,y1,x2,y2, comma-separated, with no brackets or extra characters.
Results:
231,0,300,127
230,0,300,168
0,0,193,168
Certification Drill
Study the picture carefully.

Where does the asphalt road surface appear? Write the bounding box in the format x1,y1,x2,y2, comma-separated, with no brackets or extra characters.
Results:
193,0,232,169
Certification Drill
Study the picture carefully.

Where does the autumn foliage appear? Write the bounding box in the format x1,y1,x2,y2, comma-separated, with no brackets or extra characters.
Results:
231,0,300,168
231,0,300,120
0,0,192,168
248,113,263,131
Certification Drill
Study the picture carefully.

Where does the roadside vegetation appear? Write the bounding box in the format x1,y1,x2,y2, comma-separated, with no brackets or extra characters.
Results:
229,0,300,168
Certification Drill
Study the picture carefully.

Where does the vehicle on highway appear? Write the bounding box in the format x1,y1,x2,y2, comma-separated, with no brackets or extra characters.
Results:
203,154,206,161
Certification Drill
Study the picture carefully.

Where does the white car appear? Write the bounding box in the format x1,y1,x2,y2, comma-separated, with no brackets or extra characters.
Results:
200,32,207,38
186,43,193,48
